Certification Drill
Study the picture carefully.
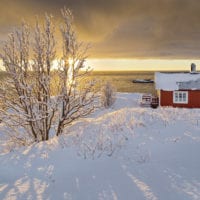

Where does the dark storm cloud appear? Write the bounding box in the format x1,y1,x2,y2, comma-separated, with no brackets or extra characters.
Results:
1,0,200,58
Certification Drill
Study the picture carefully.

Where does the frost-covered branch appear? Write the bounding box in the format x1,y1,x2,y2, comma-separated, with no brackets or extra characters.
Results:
0,7,97,143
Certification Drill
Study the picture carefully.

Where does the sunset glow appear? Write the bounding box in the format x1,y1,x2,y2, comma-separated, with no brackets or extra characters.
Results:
86,59,200,71
0,0,200,71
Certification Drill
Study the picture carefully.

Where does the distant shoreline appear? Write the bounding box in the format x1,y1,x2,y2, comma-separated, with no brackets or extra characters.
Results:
91,70,191,76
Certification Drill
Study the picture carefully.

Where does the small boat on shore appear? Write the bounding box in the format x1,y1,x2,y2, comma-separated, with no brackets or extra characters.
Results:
132,79,154,83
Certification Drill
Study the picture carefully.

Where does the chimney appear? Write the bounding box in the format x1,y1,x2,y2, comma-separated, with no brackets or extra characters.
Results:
190,63,197,74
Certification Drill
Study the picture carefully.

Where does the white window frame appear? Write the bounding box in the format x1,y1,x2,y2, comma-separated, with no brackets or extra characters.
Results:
173,91,188,104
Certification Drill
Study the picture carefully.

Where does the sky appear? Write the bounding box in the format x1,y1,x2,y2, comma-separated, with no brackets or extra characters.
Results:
0,0,200,71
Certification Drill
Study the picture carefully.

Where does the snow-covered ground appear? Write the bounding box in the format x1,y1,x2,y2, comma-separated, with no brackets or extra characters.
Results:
0,93,200,200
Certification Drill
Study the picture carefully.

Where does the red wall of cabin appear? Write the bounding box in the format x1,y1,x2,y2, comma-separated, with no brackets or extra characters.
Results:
160,90,200,108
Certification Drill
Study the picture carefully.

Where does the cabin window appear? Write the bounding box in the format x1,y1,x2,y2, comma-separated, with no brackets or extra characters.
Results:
173,91,188,104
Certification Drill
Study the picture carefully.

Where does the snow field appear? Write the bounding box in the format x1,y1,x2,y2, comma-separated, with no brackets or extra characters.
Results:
0,93,200,200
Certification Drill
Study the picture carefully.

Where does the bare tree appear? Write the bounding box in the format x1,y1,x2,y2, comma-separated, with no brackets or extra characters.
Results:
0,8,96,143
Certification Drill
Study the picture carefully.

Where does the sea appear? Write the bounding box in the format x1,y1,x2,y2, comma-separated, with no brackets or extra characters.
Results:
0,71,156,94
91,71,156,94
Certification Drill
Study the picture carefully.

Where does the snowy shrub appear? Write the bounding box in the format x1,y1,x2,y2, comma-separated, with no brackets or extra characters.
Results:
101,81,116,108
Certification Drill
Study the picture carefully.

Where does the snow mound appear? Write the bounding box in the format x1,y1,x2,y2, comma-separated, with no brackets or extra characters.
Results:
0,93,200,200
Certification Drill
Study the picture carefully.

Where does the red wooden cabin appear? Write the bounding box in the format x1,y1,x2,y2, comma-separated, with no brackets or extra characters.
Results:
155,69,200,108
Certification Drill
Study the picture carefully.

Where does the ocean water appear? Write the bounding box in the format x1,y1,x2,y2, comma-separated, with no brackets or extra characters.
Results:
91,71,156,94
0,71,156,94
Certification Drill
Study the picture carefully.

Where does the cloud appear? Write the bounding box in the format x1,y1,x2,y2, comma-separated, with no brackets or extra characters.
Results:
0,0,200,58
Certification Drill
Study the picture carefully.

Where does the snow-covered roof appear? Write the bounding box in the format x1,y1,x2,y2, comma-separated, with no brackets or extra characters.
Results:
155,72,200,91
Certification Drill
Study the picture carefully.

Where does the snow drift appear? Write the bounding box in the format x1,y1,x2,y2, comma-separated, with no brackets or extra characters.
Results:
0,93,200,200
